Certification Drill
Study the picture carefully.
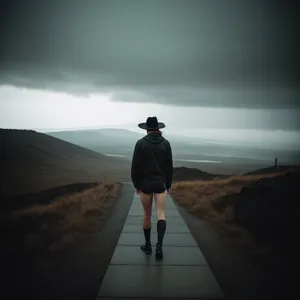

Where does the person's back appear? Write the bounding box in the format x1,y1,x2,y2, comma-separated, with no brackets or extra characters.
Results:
131,130,173,190
131,116,173,260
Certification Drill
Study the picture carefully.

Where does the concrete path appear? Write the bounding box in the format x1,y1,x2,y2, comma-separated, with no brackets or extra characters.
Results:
97,190,224,299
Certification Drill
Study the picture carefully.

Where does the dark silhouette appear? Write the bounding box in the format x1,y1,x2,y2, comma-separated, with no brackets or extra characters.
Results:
131,117,173,259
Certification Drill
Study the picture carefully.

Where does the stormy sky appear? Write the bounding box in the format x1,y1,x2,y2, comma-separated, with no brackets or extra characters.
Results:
1,0,300,134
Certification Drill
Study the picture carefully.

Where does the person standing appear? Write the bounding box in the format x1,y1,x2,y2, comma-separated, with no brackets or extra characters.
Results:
131,116,173,260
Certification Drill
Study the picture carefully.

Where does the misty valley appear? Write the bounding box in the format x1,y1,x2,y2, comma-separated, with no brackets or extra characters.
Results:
46,128,300,174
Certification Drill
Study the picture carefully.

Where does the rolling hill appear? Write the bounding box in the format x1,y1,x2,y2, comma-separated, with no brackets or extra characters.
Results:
46,128,143,155
0,129,130,199
243,165,300,176
172,166,227,181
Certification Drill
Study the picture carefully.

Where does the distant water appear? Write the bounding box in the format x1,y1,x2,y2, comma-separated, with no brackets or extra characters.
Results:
105,154,223,163
175,159,222,163
105,154,127,157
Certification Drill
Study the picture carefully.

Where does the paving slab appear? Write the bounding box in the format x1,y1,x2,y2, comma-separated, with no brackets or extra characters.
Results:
129,201,177,210
132,199,175,204
132,196,174,204
122,222,191,233
125,215,186,225
129,207,177,214
129,203,179,211
98,298,223,300
123,221,187,230
110,245,207,265
98,265,224,298
117,233,198,247
128,206,178,213
128,210,180,217
97,190,224,299
128,206,178,212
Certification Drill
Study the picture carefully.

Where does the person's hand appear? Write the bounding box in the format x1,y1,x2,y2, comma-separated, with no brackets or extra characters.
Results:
135,188,140,194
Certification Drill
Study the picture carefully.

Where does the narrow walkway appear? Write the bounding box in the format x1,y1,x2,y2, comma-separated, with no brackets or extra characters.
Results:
97,191,224,299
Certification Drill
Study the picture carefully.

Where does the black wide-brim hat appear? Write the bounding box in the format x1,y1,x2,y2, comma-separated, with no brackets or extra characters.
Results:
138,116,166,130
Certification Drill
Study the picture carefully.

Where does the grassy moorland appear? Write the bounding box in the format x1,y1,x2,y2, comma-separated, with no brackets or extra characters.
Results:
1,181,122,266
170,166,300,260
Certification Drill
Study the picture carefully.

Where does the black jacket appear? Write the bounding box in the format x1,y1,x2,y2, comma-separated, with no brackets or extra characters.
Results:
131,132,173,189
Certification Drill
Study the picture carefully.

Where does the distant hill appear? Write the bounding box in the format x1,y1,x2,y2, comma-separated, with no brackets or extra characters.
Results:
45,130,107,147
172,165,300,182
95,128,143,139
46,128,143,141
243,165,300,176
0,129,130,198
173,166,218,181
45,128,143,154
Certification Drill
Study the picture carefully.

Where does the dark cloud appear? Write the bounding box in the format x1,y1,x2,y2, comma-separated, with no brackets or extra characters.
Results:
110,87,300,109
0,0,300,108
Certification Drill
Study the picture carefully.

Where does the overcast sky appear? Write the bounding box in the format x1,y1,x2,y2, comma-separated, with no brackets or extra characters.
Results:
1,0,300,136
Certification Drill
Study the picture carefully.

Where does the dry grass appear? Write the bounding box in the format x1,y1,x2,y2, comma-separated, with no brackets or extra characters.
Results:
10,180,122,256
170,167,296,253
171,169,294,212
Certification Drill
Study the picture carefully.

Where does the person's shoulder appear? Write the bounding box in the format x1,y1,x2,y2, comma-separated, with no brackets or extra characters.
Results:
135,137,145,146
162,139,172,150
163,138,171,145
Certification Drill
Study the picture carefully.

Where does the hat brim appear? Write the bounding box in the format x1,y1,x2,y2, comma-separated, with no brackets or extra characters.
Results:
138,122,166,130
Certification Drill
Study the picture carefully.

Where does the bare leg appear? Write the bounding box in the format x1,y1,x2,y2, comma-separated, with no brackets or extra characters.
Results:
154,190,167,220
140,191,153,228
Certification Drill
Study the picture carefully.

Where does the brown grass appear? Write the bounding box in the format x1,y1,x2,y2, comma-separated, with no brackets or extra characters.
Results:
10,180,122,257
170,167,295,254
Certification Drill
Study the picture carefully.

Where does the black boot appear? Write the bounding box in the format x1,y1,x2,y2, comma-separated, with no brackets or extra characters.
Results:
141,242,152,255
155,242,163,260
156,220,166,260
141,228,152,255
